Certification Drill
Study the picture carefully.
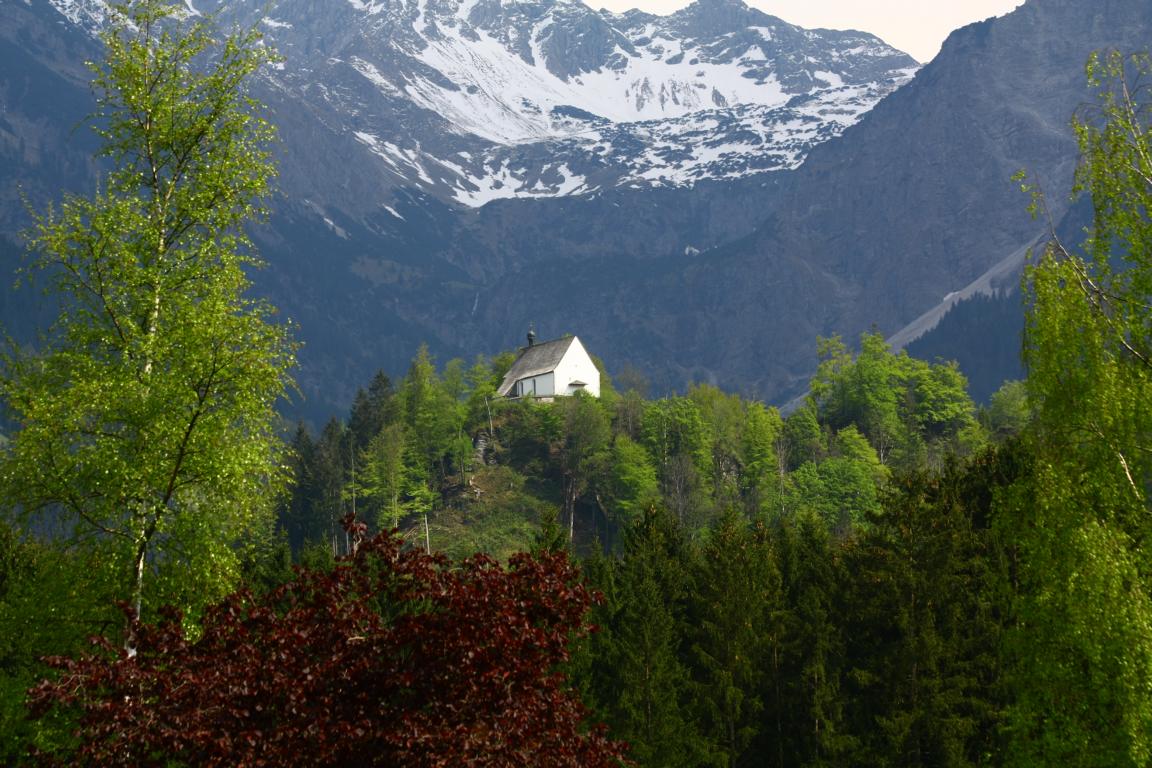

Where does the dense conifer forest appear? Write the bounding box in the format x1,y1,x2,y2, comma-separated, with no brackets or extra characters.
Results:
3,1,1152,764
267,332,1021,767
4,325,1032,764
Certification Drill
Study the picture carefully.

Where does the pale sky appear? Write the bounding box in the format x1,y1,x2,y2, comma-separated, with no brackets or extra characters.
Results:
593,0,1027,63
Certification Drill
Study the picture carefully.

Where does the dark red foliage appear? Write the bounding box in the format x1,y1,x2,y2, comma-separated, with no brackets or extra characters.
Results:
28,520,628,767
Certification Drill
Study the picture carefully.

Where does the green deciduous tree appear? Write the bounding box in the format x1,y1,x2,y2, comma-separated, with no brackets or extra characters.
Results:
688,384,748,506
982,380,1030,440
360,422,409,531
781,428,883,534
463,356,502,436
0,0,294,627
781,403,826,472
0,523,121,758
1006,50,1152,766
741,401,785,517
811,333,982,473
601,435,660,544
400,345,467,487
555,393,611,543
812,334,904,465
643,397,714,529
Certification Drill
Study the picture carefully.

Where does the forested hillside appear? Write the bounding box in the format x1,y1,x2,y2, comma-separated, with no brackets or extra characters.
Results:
261,331,1020,765
3,323,1031,764
279,333,994,561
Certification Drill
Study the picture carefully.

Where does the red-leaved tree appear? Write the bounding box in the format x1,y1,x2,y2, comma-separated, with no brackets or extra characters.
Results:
28,519,628,767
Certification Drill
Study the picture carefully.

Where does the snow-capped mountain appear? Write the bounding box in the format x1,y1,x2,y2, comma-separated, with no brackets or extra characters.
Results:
47,0,916,207
9,0,1152,421
41,0,108,31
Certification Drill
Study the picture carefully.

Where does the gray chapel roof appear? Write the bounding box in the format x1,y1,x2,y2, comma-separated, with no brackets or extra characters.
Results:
497,336,577,396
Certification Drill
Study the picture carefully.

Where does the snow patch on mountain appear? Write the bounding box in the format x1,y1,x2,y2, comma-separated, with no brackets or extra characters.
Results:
351,58,403,97
398,18,808,145
47,0,108,31
347,0,390,14
441,157,593,206
46,0,920,207
427,70,913,205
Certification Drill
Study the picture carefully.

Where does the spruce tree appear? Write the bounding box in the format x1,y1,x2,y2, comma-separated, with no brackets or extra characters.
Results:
770,512,851,766
610,508,709,766
842,464,1005,766
690,511,781,767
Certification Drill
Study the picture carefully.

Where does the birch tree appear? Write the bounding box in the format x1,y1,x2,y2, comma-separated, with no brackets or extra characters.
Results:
0,0,294,631
1006,51,1152,765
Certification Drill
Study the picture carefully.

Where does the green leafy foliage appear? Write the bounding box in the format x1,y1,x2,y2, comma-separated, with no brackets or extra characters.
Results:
283,326,960,564
0,525,120,760
1004,51,1152,766
0,0,295,623
602,435,660,537
811,332,983,472
982,380,1030,440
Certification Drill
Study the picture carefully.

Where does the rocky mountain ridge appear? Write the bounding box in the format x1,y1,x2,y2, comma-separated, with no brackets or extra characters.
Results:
46,0,917,205
5,0,1151,419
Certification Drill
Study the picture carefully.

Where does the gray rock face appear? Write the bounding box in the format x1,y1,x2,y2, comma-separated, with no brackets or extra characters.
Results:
4,0,1150,419
0,0,101,229
578,0,1152,401
188,0,918,204
416,0,1152,405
